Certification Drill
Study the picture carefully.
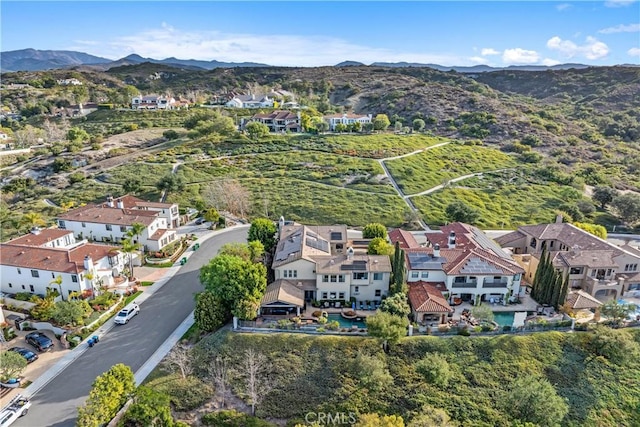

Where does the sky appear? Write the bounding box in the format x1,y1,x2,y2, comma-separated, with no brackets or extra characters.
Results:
1,1,639,67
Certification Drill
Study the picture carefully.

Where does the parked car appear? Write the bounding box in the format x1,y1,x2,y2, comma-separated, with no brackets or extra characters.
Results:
114,303,140,325
25,332,53,352
7,347,38,364
195,217,205,225
0,394,31,426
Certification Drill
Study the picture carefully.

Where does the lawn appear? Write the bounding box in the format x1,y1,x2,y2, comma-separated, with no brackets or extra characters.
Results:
385,143,518,195
412,170,586,228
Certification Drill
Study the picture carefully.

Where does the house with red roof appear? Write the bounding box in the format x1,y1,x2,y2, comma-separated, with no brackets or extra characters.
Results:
246,110,301,133
0,228,127,299
323,113,372,131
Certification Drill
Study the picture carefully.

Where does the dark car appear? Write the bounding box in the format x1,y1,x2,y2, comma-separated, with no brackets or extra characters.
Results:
25,332,53,352
195,217,205,225
8,347,39,363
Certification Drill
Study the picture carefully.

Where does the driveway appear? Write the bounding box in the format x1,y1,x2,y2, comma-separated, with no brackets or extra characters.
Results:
12,226,249,427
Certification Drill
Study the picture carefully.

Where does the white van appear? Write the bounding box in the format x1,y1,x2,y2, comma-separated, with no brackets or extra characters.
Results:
114,303,140,325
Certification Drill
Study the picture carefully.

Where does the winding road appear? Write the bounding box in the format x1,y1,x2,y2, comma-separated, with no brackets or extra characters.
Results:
14,226,249,427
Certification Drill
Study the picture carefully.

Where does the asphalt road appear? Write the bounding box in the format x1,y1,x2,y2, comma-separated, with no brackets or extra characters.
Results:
15,226,249,427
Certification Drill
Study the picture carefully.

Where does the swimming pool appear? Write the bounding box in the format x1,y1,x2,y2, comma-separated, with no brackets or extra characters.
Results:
617,300,640,318
327,314,367,329
493,312,515,327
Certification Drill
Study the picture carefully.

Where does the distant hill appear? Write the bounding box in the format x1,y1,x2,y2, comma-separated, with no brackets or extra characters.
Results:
1,49,111,72
335,61,366,67
370,61,593,72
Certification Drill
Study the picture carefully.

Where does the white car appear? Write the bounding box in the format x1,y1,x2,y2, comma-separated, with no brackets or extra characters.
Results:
0,395,30,426
114,303,140,325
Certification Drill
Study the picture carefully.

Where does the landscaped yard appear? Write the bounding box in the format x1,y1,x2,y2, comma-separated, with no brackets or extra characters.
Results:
385,143,518,195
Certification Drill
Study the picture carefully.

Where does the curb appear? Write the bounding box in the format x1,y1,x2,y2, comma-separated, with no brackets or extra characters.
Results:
21,224,250,400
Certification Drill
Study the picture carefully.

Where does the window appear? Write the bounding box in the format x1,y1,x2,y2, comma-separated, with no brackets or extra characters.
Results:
31,270,39,278
17,268,21,274
411,271,419,279
72,275,78,283
550,241,554,248
8,283,12,288
330,275,337,283
514,273,521,281
284,270,298,278
323,275,329,282
354,286,360,294
120,226,127,232
106,224,112,231
51,272,55,278
82,222,86,228
353,272,368,280
338,275,345,282
339,292,345,299
322,292,328,299
606,269,612,277
58,220,66,229
330,292,337,299
375,290,381,297
21,285,25,290
530,238,537,249
454,276,466,283
569,267,582,275
625,264,638,272
374,272,383,280
421,272,429,279
29,285,34,292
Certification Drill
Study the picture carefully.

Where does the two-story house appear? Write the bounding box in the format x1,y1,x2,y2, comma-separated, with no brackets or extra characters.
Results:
108,195,181,228
56,196,178,252
225,94,274,109
390,223,525,319
246,111,301,133
495,220,640,301
0,228,127,299
131,95,176,110
323,113,373,131
260,221,391,316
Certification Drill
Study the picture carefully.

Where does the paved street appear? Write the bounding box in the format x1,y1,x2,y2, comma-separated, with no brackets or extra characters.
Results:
14,226,249,427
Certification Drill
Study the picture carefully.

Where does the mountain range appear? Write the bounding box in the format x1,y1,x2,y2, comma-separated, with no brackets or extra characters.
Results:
1,48,621,74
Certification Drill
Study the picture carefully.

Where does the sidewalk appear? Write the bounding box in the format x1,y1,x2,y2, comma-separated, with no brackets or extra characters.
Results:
17,223,250,400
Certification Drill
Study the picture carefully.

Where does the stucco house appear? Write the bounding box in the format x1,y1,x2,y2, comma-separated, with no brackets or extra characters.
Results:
131,95,176,110
0,228,127,299
390,223,525,310
225,94,274,109
495,220,640,301
246,110,301,133
324,113,373,131
260,220,392,316
56,196,178,252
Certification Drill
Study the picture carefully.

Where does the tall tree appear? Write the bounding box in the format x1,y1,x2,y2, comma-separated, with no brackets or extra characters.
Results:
503,376,569,426
366,311,408,352
245,121,270,140
77,364,136,427
204,180,251,218
241,348,271,416
373,114,391,131
592,186,617,209
611,193,640,225
0,351,27,382
379,292,411,318
368,237,394,255
363,222,387,239
390,242,406,295
248,218,277,252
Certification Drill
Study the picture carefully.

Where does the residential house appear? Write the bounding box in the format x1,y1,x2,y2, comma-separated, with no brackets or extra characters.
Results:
131,95,176,110
495,220,640,300
324,113,373,131
246,111,301,133
261,220,392,315
0,228,127,299
56,196,178,252
390,223,525,314
407,281,454,325
225,94,274,109
57,78,83,86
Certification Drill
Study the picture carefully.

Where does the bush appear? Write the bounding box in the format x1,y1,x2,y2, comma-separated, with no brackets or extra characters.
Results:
202,409,276,426
147,374,212,411
14,292,32,301
312,310,322,318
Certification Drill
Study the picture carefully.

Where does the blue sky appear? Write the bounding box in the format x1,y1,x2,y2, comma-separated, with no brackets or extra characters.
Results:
2,1,639,66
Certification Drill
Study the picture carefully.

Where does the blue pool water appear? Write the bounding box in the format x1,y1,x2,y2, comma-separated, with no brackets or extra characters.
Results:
493,312,515,327
617,300,640,317
327,314,367,329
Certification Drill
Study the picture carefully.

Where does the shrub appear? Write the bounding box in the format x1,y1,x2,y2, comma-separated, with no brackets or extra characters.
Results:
147,374,212,412
202,410,275,426
14,292,32,301
312,310,322,318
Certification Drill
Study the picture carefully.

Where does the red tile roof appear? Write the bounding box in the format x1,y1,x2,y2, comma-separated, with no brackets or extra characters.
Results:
105,195,174,210
408,281,453,313
7,229,74,247
388,229,419,249
148,228,174,241
0,242,120,273
58,205,158,226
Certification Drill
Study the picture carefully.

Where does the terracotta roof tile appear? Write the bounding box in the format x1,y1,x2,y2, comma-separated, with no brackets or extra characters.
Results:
0,242,120,273
7,229,74,247
408,281,453,313
389,229,419,249
58,205,158,226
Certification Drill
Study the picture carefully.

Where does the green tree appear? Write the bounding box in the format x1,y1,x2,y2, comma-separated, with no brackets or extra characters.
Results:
156,174,185,195
390,242,407,295
248,240,265,263
573,222,607,239
589,325,640,365
335,122,348,133
121,238,138,280
366,311,408,352
503,376,568,426
363,222,387,239
316,121,330,133
601,300,637,326
415,353,452,388
51,300,85,326
611,193,640,225
183,109,222,129
77,364,136,427
379,292,410,318
350,353,393,392
67,127,89,143
407,406,456,427
203,207,220,226
248,218,277,252
373,114,391,131
470,304,495,323
592,186,617,209
368,237,394,255
194,291,229,333
20,212,46,230
0,351,27,382
199,254,267,318
50,274,64,301
245,121,270,140
412,118,426,132
355,414,405,427
219,242,252,261
121,386,174,427
122,177,142,195
445,201,480,224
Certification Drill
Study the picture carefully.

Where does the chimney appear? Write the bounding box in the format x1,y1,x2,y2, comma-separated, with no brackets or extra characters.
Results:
448,231,456,249
433,243,440,258
30,226,41,235
106,196,114,208
555,214,563,224
347,247,354,260
116,199,124,209
83,255,93,272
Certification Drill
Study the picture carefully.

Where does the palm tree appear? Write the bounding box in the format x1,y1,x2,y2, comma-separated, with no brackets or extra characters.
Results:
50,275,64,301
129,222,146,253
20,212,46,231
121,238,138,280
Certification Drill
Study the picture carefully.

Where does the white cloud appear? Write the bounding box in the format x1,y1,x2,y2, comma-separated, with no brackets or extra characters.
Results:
546,36,609,59
604,0,636,7
628,47,640,56
71,25,468,67
502,48,540,64
598,23,640,34
556,3,572,11
481,48,500,56
541,58,562,66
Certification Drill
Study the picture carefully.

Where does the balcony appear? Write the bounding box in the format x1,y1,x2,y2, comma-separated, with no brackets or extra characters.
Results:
451,281,478,288
482,280,508,288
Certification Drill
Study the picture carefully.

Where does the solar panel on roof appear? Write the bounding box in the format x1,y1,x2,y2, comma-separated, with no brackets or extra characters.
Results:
306,237,329,253
341,263,367,271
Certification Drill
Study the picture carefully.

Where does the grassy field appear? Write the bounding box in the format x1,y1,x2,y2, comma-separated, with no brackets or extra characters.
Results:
412,170,586,228
144,328,640,427
98,163,174,185
385,143,518,195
